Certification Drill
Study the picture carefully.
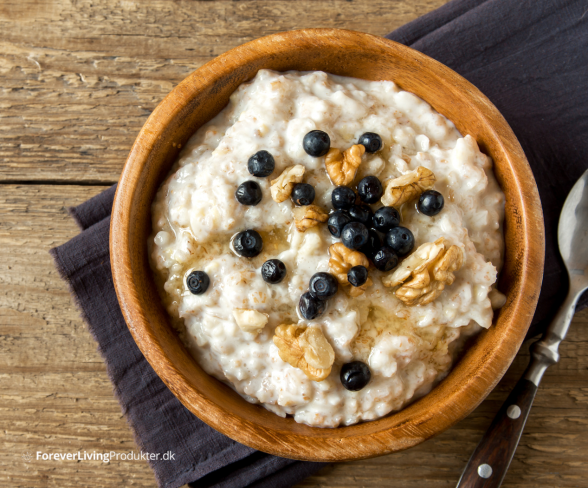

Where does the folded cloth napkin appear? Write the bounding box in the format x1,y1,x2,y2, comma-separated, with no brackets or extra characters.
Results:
51,0,588,487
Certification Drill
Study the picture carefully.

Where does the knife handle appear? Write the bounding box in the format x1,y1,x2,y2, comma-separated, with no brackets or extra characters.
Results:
456,376,538,488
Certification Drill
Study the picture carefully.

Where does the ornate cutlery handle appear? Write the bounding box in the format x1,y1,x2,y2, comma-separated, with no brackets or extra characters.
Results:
457,289,584,488
455,376,537,488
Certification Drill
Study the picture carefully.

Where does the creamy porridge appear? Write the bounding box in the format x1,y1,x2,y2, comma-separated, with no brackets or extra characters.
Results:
149,69,506,428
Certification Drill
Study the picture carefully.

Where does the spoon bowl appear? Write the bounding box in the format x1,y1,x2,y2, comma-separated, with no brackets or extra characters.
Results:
559,169,588,288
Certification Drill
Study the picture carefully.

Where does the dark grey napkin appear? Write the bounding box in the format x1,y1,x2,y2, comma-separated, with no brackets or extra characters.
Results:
50,1,588,487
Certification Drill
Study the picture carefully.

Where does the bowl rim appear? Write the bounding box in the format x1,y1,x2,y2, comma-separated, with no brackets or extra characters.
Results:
110,28,544,461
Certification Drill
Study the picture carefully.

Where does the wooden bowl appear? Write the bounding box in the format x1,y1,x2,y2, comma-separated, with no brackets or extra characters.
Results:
110,29,544,462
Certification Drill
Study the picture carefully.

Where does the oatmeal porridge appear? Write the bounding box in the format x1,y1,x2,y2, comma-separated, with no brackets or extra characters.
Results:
149,69,506,427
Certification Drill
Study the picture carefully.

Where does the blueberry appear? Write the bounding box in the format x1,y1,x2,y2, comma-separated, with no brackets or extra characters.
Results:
347,266,368,287
358,132,383,153
186,270,210,295
291,183,315,206
247,150,275,177
385,226,415,256
359,228,383,260
372,246,398,272
348,204,373,227
235,181,262,206
303,130,330,157
327,210,352,238
341,222,369,250
340,361,371,391
233,229,263,257
373,206,400,232
357,176,383,204
261,259,287,284
309,272,339,300
331,186,356,210
418,190,445,216
299,291,326,320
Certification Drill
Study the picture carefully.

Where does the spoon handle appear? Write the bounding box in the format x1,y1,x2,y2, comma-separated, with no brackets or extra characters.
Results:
455,375,538,488
456,289,584,488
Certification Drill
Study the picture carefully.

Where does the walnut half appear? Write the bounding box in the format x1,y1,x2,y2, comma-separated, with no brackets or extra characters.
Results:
381,166,436,207
273,324,335,381
293,205,329,232
270,165,305,203
328,243,373,297
382,237,464,306
325,144,365,186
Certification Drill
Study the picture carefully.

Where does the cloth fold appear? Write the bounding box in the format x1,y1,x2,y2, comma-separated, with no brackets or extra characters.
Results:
50,0,588,486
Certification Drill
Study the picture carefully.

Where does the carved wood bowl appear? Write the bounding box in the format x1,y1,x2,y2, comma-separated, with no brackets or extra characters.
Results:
110,29,544,462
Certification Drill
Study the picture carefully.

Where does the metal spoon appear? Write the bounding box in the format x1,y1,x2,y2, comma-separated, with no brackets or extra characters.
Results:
457,169,588,488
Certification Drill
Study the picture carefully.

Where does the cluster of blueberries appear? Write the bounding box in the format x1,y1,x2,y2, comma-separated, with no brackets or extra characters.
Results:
184,129,444,392
327,170,444,269
298,131,445,320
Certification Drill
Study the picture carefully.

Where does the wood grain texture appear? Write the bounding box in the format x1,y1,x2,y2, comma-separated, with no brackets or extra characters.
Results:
110,28,544,461
0,185,159,487
0,0,582,486
0,0,449,184
0,184,585,486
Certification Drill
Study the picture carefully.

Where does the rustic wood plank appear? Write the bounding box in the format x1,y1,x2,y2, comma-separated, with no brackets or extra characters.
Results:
0,184,160,487
0,183,586,486
0,0,450,184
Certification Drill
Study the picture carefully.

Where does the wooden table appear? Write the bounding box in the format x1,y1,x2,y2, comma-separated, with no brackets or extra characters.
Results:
1,1,587,486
